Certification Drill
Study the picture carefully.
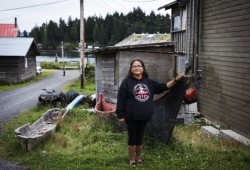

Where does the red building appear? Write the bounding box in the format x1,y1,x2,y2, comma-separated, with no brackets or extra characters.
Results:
0,18,19,37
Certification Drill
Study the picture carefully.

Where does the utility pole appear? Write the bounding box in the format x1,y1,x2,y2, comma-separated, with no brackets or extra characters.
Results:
62,41,65,76
80,0,85,88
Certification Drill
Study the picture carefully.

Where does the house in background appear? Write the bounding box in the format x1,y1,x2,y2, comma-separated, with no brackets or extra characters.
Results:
159,0,250,137
0,38,40,83
0,18,19,37
87,33,176,103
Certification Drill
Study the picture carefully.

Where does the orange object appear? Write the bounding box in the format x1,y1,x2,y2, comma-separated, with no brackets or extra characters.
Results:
184,88,197,104
95,93,116,117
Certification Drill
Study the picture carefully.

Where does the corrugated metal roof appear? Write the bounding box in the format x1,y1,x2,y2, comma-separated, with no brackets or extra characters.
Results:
115,33,171,46
0,37,39,56
0,24,18,37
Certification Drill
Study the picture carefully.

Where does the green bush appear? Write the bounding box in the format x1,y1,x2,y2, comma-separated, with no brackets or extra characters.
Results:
41,62,80,69
85,63,95,79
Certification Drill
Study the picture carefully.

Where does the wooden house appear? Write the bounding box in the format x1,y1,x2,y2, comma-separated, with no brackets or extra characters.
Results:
0,38,40,83
159,0,250,137
87,34,177,103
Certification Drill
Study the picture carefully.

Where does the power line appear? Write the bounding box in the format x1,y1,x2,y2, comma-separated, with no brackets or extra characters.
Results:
0,0,72,12
96,0,169,29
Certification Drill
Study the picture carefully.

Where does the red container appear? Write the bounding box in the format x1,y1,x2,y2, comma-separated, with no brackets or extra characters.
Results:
184,88,197,104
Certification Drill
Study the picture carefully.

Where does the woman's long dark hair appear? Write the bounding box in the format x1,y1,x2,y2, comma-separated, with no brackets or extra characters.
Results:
127,58,148,78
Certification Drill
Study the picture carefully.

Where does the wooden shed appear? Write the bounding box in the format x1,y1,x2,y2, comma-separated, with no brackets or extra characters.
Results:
0,37,40,83
88,34,177,103
159,0,250,137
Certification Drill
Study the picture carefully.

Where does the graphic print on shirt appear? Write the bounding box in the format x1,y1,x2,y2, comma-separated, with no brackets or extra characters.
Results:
133,83,149,102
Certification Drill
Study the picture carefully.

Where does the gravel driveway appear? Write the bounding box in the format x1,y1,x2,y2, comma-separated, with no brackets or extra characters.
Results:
0,70,80,169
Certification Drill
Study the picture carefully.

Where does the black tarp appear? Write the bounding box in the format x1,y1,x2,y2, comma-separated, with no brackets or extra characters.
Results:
147,77,190,143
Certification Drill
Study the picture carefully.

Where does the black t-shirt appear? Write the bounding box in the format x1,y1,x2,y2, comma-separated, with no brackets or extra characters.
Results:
116,76,168,120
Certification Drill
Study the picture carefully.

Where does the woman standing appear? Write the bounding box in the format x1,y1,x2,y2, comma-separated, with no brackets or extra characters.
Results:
116,58,184,166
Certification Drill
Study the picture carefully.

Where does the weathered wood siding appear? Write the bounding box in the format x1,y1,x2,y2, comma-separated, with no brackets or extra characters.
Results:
20,49,37,82
0,49,36,83
118,50,175,86
199,0,250,136
95,52,118,102
0,56,20,83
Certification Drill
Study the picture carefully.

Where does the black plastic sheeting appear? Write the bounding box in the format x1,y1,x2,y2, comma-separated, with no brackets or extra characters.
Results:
147,77,190,143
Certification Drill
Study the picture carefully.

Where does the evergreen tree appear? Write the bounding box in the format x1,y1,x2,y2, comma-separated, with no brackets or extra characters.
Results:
41,24,49,49
23,30,28,37
29,7,171,49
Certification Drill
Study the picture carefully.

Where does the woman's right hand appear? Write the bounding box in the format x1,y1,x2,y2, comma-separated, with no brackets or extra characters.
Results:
175,74,185,81
119,118,125,125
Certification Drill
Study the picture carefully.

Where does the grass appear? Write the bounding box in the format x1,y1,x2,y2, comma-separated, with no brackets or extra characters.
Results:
0,105,249,169
63,77,95,94
41,61,80,70
0,71,53,92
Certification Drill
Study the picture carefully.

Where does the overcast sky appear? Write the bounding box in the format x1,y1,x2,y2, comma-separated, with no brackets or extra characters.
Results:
0,0,172,32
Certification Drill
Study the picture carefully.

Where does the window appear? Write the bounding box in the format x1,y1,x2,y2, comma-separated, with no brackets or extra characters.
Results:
181,9,187,30
176,55,186,74
25,57,28,68
174,16,181,31
173,7,187,32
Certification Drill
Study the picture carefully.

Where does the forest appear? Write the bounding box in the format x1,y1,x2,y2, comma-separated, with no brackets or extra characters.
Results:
23,7,171,50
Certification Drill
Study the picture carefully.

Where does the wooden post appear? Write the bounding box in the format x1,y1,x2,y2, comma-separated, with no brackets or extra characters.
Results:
80,0,85,88
62,41,65,76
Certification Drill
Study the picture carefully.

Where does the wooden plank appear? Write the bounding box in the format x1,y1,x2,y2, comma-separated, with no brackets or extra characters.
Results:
203,1,250,19
200,68,250,81
199,85,246,106
102,68,114,72
102,63,114,68
199,100,250,128
202,0,248,12
201,19,250,30
199,59,250,69
202,30,250,39
201,42,250,47
200,81,250,103
102,84,119,90
199,55,250,64
102,57,115,63
199,90,250,120
102,72,114,78
199,102,250,135
199,51,250,58
200,36,250,43
101,80,114,85
200,68,250,84
201,73,250,92
201,45,250,53
203,24,250,35
199,60,250,75
200,63,250,75
199,95,250,128
199,78,250,101
102,76,114,81
202,13,250,26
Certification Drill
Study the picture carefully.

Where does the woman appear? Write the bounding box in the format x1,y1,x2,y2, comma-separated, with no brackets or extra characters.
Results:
116,58,184,166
